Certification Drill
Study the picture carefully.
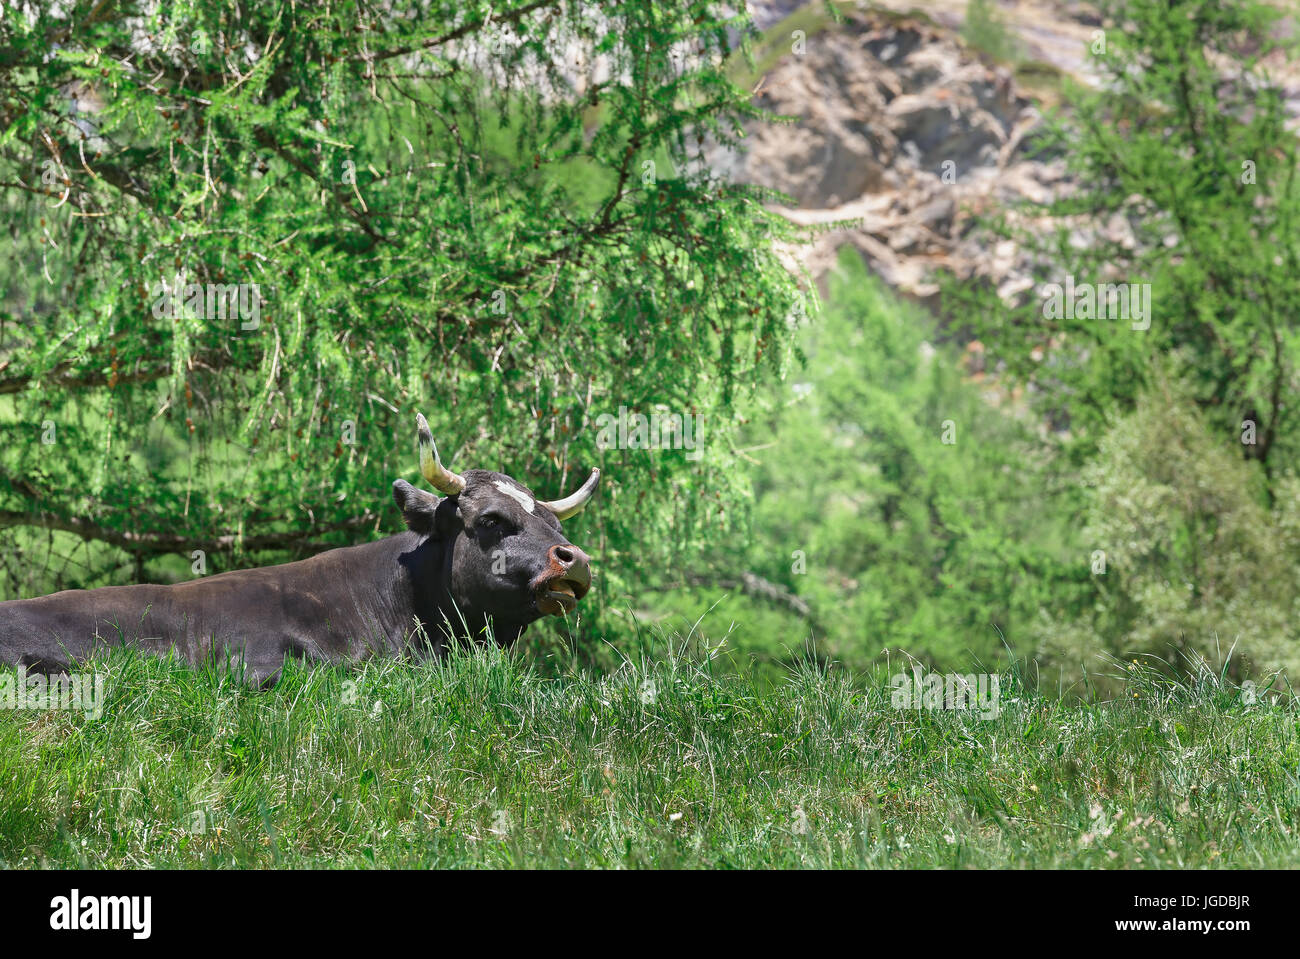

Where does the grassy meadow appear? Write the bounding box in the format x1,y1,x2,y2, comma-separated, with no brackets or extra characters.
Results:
2,639,1298,869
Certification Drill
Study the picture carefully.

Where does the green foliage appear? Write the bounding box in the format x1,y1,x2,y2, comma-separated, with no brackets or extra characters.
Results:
2,643,1296,867
647,248,1086,676
1035,377,1300,688
948,0,1300,487
962,0,1023,65
1,0,1295,702
0,1,807,646
938,0,1300,681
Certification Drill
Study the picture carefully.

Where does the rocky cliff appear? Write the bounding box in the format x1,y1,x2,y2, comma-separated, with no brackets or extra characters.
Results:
713,1,1300,308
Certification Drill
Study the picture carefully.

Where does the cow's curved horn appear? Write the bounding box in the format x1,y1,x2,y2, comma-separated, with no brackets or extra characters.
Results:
416,412,466,495
540,468,600,520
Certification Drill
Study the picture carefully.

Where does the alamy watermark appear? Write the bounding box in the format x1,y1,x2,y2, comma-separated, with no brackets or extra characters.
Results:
1041,275,1151,331
150,274,262,330
1,665,105,719
50,890,151,939
595,405,703,460
890,669,1001,720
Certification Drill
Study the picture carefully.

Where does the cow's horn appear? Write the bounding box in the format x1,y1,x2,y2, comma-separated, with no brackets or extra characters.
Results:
540,468,600,521
416,412,466,495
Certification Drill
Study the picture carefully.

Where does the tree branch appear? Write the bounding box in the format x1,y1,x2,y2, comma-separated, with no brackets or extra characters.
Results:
0,509,380,558
0,346,231,397
647,571,814,620
359,0,563,65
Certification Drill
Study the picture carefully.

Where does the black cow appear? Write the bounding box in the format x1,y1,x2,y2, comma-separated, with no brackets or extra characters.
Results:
0,413,600,686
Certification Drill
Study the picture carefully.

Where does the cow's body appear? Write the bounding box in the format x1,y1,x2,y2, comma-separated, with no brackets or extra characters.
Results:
0,416,599,686
0,534,430,686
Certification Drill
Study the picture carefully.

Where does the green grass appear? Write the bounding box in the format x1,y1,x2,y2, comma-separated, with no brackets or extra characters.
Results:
962,0,1025,66
726,2,849,91
2,640,1299,868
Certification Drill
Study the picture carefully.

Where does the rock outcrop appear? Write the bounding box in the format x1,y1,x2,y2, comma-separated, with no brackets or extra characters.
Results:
711,5,1068,303
715,0,1299,306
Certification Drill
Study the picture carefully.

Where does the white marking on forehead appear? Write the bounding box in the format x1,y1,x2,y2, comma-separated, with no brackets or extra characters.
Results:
493,480,535,514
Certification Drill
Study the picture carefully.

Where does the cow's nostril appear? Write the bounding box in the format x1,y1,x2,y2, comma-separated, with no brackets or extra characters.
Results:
539,542,592,599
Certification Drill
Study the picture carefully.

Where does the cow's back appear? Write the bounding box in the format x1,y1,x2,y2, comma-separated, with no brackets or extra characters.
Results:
0,536,418,682
0,583,180,671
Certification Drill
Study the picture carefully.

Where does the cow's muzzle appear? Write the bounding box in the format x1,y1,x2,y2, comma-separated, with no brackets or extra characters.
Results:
533,543,592,616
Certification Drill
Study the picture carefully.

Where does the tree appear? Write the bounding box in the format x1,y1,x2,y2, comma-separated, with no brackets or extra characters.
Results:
654,247,1087,677
948,0,1299,489
1034,375,1300,687
0,1,809,628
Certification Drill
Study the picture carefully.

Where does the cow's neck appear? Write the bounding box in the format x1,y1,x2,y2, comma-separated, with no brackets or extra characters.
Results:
394,532,531,652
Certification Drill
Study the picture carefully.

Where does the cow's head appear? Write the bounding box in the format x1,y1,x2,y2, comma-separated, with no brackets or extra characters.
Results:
392,413,599,643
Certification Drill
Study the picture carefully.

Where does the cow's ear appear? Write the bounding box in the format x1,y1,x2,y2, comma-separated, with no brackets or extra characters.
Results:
393,479,441,534
433,494,463,538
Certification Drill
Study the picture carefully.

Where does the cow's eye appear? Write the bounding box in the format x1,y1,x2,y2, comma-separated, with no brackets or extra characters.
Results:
477,512,511,532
